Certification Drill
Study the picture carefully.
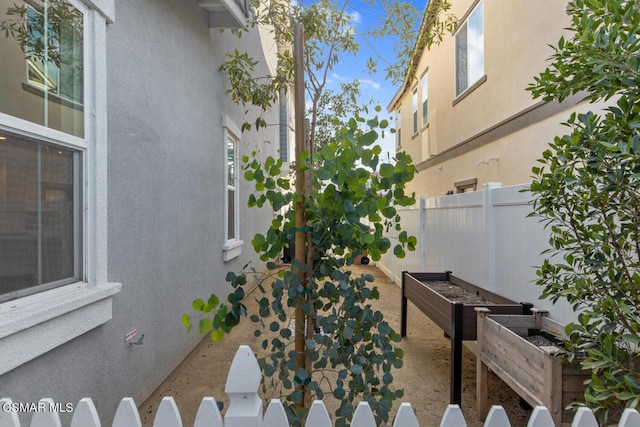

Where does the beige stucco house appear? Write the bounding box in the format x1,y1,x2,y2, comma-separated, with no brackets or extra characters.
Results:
388,0,604,197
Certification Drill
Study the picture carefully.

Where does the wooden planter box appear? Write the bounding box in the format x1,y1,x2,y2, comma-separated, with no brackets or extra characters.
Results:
476,308,589,426
401,272,526,340
401,271,529,405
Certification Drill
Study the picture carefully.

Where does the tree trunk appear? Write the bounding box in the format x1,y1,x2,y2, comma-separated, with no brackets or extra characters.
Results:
293,22,310,410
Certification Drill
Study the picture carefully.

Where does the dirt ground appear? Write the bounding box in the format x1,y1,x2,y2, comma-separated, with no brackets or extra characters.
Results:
139,264,531,426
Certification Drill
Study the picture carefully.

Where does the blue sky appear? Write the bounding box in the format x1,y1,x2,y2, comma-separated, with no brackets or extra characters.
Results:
318,0,428,161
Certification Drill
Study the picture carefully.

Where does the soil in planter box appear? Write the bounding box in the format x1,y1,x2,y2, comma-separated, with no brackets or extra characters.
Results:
524,331,564,348
524,334,558,347
423,280,492,304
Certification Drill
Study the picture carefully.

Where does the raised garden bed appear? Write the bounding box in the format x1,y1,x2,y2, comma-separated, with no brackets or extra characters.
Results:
400,271,530,405
476,308,589,426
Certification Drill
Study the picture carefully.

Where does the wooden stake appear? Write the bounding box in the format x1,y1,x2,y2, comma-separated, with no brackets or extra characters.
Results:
293,22,308,410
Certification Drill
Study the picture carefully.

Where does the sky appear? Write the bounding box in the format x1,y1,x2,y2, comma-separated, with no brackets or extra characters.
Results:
316,0,428,162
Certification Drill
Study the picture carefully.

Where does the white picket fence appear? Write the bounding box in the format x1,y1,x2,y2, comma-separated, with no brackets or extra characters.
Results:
3,345,640,427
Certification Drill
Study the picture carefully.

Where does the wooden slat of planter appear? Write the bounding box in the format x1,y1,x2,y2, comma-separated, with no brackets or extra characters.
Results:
461,305,526,340
481,355,545,407
481,345,545,402
480,318,550,399
404,274,452,335
486,314,536,336
541,317,566,337
562,365,589,407
483,317,550,372
563,367,589,391
563,391,586,408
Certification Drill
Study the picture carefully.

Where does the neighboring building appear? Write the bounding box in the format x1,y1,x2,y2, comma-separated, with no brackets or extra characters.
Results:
0,0,290,422
388,0,606,197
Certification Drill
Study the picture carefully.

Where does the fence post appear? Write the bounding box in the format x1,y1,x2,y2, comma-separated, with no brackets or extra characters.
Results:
483,182,501,292
224,345,263,427
419,195,427,272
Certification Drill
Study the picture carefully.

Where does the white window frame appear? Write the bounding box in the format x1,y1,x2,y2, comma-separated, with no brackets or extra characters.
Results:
454,0,484,98
0,0,121,376
222,115,243,261
421,72,429,127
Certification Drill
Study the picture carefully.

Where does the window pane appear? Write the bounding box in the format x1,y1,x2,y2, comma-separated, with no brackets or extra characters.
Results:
0,132,79,302
0,0,84,137
227,137,235,186
467,2,484,85
227,189,235,240
421,74,428,125
226,135,237,242
455,24,468,96
412,89,418,133
455,2,484,97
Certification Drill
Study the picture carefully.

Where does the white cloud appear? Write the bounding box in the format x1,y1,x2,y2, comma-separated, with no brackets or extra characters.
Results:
358,78,380,91
330,73,380,91
348,10,361,25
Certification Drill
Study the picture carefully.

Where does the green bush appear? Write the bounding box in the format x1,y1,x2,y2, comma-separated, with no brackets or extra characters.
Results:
528,0,640,422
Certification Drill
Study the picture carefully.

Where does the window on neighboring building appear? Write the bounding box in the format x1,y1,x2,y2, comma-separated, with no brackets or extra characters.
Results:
222,118,243,261
421,72,429,127
412,87,418,135
455,178,478,193
455,1,484,97
0,0,85,302
396,110,401,148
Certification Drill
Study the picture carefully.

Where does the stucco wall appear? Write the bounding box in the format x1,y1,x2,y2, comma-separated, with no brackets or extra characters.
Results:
391,0,593,197
0,0,279,423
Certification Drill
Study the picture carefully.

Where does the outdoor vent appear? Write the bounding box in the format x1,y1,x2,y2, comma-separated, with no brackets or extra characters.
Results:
198,0,248,28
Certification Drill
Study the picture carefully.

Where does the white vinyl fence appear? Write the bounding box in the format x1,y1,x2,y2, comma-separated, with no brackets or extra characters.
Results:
3,345,640,427
378,183,576,326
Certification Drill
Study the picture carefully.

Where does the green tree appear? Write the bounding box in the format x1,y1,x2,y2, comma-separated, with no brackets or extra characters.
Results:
314,80,374,151
186,110,417,426
220,0,455,136
184,0,454,425
528,0,640,422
